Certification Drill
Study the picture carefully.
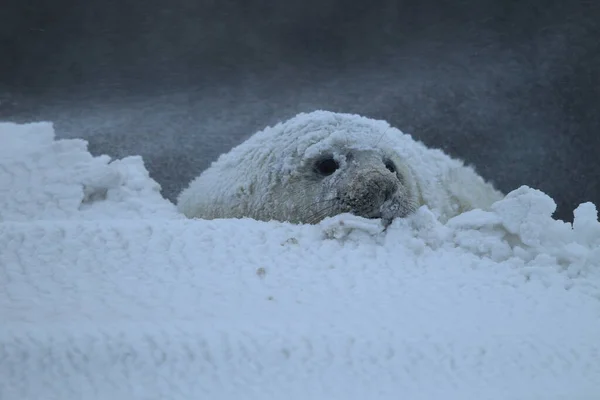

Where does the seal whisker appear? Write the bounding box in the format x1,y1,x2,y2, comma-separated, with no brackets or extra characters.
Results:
294,197,338,214
374,127,391,146
306,205,341,224
306,204,341,224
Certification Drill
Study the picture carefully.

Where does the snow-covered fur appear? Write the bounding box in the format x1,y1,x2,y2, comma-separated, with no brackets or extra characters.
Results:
177,110,504,224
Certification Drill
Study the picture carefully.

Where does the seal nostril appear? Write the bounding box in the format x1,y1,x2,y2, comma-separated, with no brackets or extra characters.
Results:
383,185,395,201
377,177,398,202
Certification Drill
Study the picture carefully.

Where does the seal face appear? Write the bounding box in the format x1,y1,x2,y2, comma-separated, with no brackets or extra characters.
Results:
177,110,503,225
296,150,418,225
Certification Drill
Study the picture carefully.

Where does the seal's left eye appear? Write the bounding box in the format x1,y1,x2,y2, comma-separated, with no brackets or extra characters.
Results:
315,157,339,176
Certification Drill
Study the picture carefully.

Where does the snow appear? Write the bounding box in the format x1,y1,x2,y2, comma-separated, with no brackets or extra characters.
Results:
1,121,599,400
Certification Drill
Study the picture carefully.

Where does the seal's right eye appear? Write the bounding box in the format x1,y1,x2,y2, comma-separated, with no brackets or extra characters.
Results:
314,157,339,176
384,159,397,173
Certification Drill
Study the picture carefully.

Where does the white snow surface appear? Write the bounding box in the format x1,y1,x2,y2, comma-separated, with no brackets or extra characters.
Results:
1,120,600,400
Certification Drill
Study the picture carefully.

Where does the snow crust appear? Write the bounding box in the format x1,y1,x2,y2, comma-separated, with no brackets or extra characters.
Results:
1,120,599,400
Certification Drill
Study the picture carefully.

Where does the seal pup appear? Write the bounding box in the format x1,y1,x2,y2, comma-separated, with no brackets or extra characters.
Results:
177,111,503,225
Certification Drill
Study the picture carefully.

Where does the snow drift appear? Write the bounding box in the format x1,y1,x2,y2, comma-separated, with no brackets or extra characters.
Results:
0,121,599,400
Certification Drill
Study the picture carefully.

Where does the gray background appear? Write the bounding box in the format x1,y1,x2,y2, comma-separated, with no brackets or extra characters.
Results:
1,0,598,222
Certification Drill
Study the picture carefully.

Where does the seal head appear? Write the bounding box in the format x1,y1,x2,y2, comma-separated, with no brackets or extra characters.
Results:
298,150,418,225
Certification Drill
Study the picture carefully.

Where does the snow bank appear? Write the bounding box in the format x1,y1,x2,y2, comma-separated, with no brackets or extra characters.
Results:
0,121,599,400
0,121,180,221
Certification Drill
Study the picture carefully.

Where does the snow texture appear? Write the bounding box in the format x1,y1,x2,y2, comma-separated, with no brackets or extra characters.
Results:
1,121,600,400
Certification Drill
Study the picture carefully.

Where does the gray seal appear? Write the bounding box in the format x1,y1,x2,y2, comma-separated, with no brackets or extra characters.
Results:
177,111,503,225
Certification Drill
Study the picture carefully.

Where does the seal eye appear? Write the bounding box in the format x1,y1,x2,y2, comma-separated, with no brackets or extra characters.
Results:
384,159,397,173
314,157,339,176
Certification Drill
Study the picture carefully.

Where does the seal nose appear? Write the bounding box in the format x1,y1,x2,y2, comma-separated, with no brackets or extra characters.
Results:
371,170,398,203
342,167,400,219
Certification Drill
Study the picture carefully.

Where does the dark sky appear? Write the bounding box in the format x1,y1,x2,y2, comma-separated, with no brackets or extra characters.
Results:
1,0,599,221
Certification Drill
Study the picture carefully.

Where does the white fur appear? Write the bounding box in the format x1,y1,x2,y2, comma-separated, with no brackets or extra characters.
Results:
177,110,504,223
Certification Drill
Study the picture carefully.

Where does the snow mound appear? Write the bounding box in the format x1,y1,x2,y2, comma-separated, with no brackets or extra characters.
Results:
1,121,599,400
0,121,180,221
